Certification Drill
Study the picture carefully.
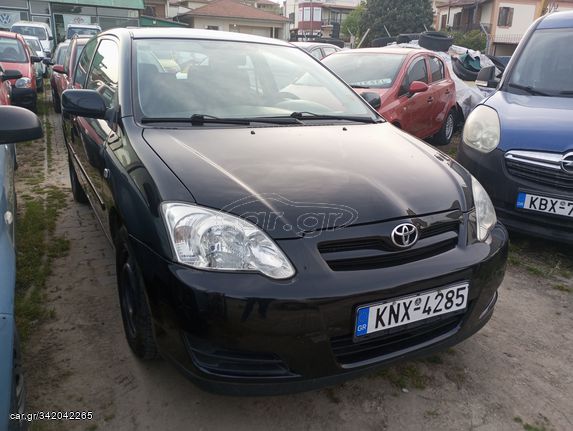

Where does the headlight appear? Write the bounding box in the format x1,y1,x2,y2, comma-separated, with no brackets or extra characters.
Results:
471,177,497,241
15,77,32,88
462,105,500,153
162,203,295,279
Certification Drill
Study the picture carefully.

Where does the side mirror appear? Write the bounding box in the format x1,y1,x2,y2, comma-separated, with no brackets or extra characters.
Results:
361,91,382,110
30,55,42,63
52,64,65,74
0,106,43,145
408,81,429,96
1,70,22,81
62,89,107,119
476,65,499,89
44,50,52,58
49,36,54,41
42,58,53,66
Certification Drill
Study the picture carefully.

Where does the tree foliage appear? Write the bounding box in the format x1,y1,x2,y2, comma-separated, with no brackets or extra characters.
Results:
451,30,487,51
341,3,365,39
361,0,434,39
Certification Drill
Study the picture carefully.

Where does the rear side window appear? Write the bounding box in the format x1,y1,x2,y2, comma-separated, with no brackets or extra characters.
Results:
429,57,445,82
74,39,97,87
400,58,428,95
310,48,323,60
323,47,337,57
86,39,119,110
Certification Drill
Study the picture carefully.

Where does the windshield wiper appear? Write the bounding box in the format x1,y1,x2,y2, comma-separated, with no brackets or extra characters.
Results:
558,90,573,95
350,84,370,89
507,83,552,96
141,114,301,125
289,111,381,123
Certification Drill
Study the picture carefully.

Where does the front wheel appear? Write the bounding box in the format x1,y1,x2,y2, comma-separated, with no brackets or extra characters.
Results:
432,109,456,146
68,154,88,204
116,226,158,360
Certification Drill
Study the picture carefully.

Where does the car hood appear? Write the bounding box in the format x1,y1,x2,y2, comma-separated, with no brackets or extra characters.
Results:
0,61,32,83
486,91,573,152
143,123,471,239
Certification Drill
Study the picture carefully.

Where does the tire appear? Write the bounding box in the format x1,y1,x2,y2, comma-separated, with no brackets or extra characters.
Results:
116,226,159,360
371,36,396,47
452,57,479,81
68,154,88,204
418,31,453,52
52,88,61,113
432,109,456,146
8,331,27,431
396,33,420,44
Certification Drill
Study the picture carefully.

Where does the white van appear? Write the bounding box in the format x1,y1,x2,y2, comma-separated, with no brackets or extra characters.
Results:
10,21,54,53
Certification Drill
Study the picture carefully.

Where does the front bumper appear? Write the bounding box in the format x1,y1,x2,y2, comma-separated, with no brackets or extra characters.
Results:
129,216,508,395
11,87,36,110
458,144,573,244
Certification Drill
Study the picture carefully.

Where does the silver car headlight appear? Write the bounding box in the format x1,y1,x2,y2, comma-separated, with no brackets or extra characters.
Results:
162,203,295,279
471,177,497,241
15,77,32,88
462,105,500,153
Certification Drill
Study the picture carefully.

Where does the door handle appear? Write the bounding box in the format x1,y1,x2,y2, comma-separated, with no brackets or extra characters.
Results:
427,97,434,103
445,90,450,94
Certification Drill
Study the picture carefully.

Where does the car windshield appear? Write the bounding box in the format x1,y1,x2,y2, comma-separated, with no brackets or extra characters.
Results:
134,38,376,121
0,38,28,63
67,28,98,38
323,52,406,88
12,25,47,40
25,38,42,52
506,28,573,97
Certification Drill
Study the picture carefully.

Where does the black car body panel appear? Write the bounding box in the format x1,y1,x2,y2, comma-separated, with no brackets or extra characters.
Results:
61,27,508,395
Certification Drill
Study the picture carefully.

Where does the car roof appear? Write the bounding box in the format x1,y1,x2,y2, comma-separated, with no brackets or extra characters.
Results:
291,42,340,49
67,23,101,28
11,21,50,28
538,10,573,29
103,27,292,47
331,46,429,56
0,30,24,41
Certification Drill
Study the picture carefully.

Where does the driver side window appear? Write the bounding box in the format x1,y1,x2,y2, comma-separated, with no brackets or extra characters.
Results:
73,39,97,88
399,58,428,96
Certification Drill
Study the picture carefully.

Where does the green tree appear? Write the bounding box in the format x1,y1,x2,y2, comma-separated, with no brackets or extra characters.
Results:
342,3,365,40
361,0,433,40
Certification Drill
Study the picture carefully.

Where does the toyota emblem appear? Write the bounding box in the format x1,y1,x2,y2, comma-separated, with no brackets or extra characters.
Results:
391,223,418,248
561,153,573,174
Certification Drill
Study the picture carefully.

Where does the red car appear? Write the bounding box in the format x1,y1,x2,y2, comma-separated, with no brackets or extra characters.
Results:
0,67,22,106
0,31,41,112
323,47,457,145
50,35,90,113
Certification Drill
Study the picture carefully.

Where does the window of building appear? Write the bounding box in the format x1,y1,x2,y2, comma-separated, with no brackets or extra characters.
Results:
31,16,50,26
303,7,311,22
30,1,50,15
440,14,447,30
453,12,461,28
498,7,514,27
0,0,28,9
313,7,321,22
206,25,219,30
429,57,444,82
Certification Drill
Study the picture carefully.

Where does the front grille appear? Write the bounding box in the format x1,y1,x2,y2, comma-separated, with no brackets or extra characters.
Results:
318,220,459,271
331,314,463,366
505,150,573,191
184,335,296,379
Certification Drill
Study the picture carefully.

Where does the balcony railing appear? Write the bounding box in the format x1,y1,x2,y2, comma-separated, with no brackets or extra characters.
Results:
493,33,523,44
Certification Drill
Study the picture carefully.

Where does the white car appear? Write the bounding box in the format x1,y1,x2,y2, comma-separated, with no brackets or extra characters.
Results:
10,21,54,53
23,35,47,82
66,24,101,40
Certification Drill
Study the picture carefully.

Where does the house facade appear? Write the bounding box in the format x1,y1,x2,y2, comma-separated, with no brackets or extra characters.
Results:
434,0,549,55
283,0,359,39
175,0,288,38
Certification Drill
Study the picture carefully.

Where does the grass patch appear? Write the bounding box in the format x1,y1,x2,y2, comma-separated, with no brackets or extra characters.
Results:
552,284,572,293
377,363,429,390
525,265,544,277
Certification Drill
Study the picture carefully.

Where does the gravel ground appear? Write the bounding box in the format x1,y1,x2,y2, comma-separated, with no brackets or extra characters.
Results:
16,92,573,431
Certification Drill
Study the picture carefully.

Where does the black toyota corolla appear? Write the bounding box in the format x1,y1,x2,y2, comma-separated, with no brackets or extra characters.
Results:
60,28,508,395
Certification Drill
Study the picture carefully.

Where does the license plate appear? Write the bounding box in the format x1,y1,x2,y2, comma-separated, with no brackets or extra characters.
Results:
355,283,468,338
516,192,573,217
